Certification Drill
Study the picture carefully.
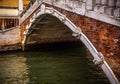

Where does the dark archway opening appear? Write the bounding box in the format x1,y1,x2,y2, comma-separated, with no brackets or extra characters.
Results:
22,14,110,84
25,14,79,50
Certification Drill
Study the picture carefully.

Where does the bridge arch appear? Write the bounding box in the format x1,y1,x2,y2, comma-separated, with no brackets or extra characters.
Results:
22,4,119,84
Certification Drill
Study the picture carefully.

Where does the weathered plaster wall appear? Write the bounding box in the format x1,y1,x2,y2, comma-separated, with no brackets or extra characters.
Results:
0,27,21,51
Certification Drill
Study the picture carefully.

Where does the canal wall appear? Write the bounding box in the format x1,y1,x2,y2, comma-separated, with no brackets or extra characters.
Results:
0,27,21,51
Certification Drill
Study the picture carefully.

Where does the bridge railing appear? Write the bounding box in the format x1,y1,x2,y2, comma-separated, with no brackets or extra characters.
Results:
20,0,36,18
88,0,120,18
0,18,19,31
20,0,120,27
20,0,40,24
20,1,120,84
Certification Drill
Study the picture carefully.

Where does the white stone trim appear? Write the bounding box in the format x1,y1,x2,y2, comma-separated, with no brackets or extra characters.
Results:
20,0,120,27
86,11,120,27
18,0,23,14
22,5,120,84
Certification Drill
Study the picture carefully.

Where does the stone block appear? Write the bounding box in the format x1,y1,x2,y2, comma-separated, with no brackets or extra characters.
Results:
78,0,83,2
114,8,120,18
108,0,117,7
105,7,114,16
86,0,95,10
99,6,107,13
74,3,86,15
116,0,120,8
0,28,20,46
95,0,101,5
94,5,100,12
82,0,87,2
101,0,108,6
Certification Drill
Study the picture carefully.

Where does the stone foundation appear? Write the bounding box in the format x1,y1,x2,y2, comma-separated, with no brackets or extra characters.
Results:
0,27,21,51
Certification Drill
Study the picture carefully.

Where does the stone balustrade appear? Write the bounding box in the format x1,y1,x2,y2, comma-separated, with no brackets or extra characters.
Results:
20,0,120,83
92,0,120,18
20,0,120,26
54,0,120,19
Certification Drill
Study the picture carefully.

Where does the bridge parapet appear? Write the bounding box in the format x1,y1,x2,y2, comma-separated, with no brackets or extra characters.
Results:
20,1,120,84
20,0,120,27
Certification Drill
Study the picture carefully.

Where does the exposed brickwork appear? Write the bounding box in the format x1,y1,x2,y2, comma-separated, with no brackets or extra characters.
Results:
54,6,120,81
21,4,120,81
53,6,120,58
20,14,32,42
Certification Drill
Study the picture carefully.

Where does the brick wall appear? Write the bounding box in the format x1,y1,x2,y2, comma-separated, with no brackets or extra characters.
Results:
55,8,120,80
20,3,120,81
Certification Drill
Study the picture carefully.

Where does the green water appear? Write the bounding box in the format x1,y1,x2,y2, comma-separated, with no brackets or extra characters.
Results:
0,42,110,84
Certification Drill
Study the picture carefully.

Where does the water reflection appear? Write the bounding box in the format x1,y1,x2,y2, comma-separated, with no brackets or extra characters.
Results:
0,55,29,84
0,42,110,84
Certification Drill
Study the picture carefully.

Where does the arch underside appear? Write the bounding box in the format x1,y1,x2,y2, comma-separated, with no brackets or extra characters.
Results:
22,4,119,84
25,14,79,46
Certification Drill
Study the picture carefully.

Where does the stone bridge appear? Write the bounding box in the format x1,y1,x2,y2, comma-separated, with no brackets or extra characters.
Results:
19,0,120,84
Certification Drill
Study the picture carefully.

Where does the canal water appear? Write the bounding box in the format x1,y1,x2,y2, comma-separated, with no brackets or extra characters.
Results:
0,42,110,84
